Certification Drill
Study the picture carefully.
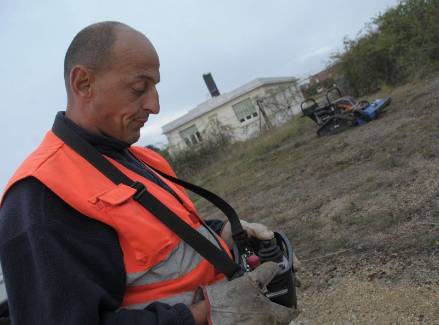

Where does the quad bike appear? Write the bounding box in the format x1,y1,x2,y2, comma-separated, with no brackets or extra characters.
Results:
301,87,392,136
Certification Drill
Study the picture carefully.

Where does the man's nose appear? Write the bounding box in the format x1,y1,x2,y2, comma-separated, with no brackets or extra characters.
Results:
142,87,160,114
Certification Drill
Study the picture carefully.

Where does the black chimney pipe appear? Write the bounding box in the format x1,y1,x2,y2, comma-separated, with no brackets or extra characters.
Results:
203,73,220,97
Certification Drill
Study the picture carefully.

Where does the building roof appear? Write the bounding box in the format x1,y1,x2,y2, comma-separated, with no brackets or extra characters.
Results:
162,77,297,133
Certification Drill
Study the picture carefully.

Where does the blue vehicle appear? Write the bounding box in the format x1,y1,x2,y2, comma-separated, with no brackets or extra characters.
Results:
301,87,392,136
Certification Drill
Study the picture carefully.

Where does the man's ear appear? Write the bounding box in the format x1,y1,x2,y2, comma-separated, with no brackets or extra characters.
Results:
69,65,95,99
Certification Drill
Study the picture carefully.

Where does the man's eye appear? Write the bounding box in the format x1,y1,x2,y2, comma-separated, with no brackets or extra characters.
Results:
131,88,145,96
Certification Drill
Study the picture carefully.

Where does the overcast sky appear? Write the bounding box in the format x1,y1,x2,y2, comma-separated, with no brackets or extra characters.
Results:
0,0,398,189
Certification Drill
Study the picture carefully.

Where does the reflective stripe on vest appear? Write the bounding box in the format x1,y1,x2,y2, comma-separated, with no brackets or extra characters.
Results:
124,225,218,308
126,225,220,287
1,130,230,307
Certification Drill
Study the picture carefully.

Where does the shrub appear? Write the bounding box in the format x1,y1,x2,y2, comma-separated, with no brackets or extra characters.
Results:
332,0,439,96
166,126,233,178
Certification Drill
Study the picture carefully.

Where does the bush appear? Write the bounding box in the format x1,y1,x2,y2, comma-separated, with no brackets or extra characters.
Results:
166,125,233,178
332,0,439,96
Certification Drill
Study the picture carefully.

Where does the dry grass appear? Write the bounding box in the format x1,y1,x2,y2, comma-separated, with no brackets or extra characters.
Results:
298,276,439,324
178,75,439,323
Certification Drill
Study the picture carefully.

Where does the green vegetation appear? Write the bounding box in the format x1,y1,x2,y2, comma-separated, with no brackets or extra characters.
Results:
234,114,313,161
167,114,313,179
333,0,439,95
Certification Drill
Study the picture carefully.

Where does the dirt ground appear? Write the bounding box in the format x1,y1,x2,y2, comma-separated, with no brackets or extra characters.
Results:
186,75,439,324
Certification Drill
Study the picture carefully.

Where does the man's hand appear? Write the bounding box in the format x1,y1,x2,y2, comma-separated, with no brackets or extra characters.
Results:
220,220,274,248
203,262,298,325
220,220,302,273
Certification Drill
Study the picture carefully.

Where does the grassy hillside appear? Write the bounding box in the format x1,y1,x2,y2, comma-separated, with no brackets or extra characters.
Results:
177,76,439,323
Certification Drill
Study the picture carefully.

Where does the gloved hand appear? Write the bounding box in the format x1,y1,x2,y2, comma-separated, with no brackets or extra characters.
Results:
203,262,298,325
220,220,274,248
220,220,302,273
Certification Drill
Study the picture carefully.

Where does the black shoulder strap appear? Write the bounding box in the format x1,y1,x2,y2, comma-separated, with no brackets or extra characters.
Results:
144,164,247,243
52,117,243,280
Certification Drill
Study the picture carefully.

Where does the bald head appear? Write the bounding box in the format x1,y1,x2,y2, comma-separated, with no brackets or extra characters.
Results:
64,22,160,144
64,21,154,98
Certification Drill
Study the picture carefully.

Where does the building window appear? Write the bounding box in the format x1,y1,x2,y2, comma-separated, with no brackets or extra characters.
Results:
208,113,218,124
232,98,258,123
179,125,202,146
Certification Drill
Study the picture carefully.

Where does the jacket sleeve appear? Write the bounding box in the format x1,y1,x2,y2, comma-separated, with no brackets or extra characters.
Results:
0,178,195,325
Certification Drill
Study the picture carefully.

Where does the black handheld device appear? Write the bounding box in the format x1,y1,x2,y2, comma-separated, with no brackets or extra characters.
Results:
233,231,297,308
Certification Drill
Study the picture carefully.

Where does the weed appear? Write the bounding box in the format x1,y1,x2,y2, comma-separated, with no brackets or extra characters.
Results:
377,152,400,169
332,214,343,225
348,213,375,226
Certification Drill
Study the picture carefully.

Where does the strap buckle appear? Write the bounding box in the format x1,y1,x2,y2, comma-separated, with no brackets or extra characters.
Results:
131,181,147,200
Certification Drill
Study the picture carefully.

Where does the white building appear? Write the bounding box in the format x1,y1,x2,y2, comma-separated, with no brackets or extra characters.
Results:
162,77,303,155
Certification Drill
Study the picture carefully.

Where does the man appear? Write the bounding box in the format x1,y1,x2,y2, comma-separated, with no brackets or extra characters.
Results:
0,22,295,324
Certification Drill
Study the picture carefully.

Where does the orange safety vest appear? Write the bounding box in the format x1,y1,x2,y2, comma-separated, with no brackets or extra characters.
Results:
1,131,229,309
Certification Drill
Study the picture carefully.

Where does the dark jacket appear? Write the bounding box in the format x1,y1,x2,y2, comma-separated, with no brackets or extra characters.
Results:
0,113,224,325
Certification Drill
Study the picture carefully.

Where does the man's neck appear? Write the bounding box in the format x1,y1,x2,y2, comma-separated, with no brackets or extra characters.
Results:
59,111,130,151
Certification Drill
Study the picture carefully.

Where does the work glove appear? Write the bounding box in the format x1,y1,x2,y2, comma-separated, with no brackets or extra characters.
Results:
220,220,302,272
220,220,274,248
203,262,298,325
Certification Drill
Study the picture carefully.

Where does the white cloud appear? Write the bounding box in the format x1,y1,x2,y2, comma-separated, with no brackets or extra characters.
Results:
296,44,337,62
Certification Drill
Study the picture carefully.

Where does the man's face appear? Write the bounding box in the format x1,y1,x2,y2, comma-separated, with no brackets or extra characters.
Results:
89,28,160,144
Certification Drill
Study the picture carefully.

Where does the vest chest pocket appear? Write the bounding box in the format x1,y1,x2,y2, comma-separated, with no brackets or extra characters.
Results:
89,183,179,268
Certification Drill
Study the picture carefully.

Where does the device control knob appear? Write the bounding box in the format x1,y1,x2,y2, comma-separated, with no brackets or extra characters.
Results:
246,254,261,270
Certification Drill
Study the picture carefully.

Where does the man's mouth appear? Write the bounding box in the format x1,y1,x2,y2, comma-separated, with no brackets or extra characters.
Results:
135,117,148,126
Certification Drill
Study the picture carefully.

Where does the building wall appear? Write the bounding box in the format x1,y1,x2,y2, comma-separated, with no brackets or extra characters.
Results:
0,266,6,304
165,81,303,155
